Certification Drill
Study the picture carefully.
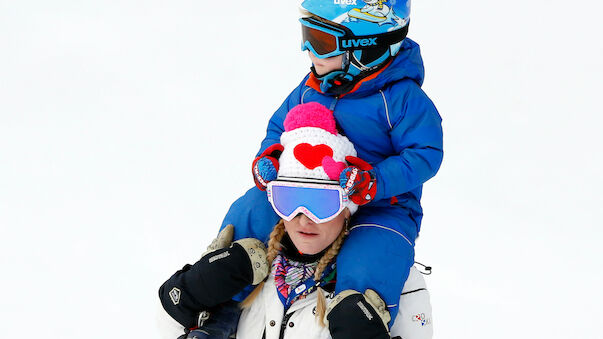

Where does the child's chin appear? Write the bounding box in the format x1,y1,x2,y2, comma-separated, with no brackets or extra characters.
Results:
315,67,333,76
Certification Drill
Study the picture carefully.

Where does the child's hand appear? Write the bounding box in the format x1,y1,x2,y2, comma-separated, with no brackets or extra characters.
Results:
252,143,284,190
339,156,377,205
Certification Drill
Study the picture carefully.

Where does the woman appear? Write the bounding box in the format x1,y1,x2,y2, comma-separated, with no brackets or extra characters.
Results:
234,207,433,339
158,103,433,338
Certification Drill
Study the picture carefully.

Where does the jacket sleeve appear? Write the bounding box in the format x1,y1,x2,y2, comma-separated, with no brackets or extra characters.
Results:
256,75,310,157
372,81,444,200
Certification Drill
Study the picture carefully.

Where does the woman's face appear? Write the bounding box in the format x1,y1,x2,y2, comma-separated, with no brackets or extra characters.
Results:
283,209,349,255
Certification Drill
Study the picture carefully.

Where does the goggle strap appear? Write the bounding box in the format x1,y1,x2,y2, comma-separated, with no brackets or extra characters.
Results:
338,25,409,51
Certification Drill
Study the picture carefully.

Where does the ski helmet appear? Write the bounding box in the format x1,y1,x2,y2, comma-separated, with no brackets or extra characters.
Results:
300,0,411,94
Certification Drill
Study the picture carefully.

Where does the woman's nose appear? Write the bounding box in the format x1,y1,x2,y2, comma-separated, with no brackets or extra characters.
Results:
299,213,316,225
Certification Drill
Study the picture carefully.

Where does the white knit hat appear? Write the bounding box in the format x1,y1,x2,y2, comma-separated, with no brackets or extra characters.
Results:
278,102,358,215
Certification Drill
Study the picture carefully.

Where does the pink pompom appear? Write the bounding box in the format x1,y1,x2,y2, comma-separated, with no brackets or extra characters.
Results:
283,102,337,135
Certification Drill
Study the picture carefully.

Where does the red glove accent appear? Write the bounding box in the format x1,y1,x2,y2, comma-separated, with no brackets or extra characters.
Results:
252,144,284,191
344,156,374,171
339,156,377,206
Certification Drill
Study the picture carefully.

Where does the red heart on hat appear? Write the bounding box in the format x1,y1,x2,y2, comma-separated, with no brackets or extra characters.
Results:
293,143,333,169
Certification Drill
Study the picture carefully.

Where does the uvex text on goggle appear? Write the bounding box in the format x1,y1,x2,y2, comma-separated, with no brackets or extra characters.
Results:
267,179,348,223
300,17,408,58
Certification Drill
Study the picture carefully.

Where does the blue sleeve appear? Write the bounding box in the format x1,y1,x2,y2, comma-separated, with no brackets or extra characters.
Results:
256,75,310,156
373,81,444,200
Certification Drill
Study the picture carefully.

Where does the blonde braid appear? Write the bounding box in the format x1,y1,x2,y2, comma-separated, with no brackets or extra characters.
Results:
314,228,346,281
266,220,286,264
314,224,348,327
240,220,286,308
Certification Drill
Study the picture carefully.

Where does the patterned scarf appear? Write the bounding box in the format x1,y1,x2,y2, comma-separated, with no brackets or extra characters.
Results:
273,252,319,306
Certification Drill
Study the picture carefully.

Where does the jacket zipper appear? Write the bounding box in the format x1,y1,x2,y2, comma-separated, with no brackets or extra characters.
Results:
329,97,339,111
278,311,294,339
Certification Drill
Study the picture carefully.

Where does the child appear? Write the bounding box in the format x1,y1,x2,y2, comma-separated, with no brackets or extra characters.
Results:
222,0,443,336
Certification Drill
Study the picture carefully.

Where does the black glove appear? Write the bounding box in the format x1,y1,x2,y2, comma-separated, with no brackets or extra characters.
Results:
325,289,391,339
159,226,268,328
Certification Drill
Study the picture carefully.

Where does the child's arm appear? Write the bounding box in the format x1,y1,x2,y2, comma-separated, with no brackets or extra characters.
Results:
372,81,444,200
250,76,310,189
256,75,310,156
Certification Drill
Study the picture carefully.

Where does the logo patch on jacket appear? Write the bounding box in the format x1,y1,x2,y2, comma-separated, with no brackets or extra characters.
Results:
169,287,181,305
412,313,432,326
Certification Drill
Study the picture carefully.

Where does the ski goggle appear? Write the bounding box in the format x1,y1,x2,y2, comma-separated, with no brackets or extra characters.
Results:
267,179,348,223
300,16,409,59
300,17,348,59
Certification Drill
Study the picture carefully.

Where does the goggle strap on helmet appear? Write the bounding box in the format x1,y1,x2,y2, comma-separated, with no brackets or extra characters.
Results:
338,25,409,51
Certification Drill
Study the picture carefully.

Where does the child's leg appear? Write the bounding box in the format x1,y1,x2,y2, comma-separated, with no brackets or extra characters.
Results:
328,205,418,336
219,186,280,242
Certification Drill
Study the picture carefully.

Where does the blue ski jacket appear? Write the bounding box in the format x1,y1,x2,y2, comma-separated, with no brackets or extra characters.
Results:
258,38,443,231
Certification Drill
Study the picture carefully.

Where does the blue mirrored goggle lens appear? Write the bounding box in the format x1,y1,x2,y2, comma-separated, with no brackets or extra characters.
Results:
271,185,342,220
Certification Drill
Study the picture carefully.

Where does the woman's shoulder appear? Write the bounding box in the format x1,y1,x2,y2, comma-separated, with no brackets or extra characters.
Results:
390,266,434,338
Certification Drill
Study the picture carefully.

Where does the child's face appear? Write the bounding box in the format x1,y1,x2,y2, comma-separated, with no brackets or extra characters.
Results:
283,209,349,255
308,51,344,76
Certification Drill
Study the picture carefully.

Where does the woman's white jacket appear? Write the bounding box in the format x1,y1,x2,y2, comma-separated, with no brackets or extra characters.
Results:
236,266,432,339
157,266,433,339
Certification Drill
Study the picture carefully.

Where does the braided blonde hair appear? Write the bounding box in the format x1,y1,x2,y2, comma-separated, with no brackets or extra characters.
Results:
240,220,287,309
241,216,349,328
314,223,347,327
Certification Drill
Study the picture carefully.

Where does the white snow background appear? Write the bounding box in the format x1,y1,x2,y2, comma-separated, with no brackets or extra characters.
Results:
1,0,602,338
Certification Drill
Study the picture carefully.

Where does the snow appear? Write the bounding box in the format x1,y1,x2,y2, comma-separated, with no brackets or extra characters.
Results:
1,0,602,338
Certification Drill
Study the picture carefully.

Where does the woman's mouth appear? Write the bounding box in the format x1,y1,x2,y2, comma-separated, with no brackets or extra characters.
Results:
298,230,318,237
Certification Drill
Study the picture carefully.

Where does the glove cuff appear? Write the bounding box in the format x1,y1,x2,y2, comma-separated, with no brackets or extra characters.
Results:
201,224,234,258
252,146,281,191
233,238,269,285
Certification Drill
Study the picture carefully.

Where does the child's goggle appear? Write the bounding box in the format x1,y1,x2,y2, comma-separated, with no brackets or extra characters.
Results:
300,17,409,59
267,179,348,223
300,17,349,59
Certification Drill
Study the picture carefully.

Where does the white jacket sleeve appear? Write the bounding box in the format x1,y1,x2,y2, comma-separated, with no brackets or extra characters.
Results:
390,266,433,339
156,299,187,339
